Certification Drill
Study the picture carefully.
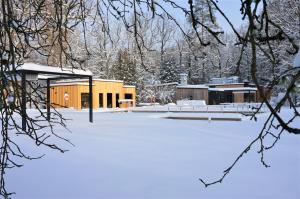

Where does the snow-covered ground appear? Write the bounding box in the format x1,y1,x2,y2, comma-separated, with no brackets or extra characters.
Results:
7,109,300,199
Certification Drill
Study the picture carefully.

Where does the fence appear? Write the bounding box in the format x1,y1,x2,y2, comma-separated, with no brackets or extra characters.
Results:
130,103,268,113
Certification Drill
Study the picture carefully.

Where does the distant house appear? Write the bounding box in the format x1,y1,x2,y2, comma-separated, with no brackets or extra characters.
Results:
175,74,265,105
207,82,259,104
50,79,136,109
176,84,209,104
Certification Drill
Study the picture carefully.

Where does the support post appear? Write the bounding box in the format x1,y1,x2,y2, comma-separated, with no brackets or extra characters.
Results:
21,73,26,131
248,90,250,103
89,76,93,123
47,79,50,121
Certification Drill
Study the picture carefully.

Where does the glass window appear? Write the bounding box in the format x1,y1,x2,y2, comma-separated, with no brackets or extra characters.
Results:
81,93,89,109
116,93,119,108
107,93,112,108
125,93,132,99
99,93,103,108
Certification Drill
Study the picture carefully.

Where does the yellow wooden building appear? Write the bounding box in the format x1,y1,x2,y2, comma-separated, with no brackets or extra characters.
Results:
50,79,136,109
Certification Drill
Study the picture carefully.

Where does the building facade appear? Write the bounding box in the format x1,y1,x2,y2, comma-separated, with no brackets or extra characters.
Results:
50,79,136,109
176,85,209,104
175,75,264,105
208,82,259,105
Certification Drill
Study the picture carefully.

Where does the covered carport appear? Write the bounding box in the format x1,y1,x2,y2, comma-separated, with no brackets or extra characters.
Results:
12,63,93,131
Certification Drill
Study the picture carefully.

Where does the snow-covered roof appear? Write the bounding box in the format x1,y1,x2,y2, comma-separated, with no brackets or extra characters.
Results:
208,83,245,86
209,76,240,84
177,84,208,89
50,83,95,86
118,99,134,102
93,79,123,83
38,74,62,79
208,87,257,92
56,79,124,83
52,79,135,88
13,63,93,77
145,82,178,87
123,85,136,88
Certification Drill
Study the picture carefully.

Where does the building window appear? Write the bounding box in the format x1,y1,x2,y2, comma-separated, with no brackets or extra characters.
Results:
81,93,89,109
107,93,112,108
116,93,120,108
99,93,103,108
222,92,233,103
244,92,255,103
125,93,132,99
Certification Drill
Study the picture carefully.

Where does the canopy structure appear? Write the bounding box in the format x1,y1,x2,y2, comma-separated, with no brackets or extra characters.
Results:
12,63,93,131
208,87,257,92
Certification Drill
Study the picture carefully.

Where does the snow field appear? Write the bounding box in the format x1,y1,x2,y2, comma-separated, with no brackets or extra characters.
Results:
6,109,300,199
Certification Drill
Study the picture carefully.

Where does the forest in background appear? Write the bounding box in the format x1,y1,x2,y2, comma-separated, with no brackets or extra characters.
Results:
26,0,300,103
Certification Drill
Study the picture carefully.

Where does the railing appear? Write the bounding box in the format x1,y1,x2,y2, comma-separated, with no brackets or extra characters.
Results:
130,103,268,113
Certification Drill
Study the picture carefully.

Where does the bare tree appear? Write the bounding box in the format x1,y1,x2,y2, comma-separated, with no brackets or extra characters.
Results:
198,0,300,186
86,21,123,78
94,0,300,188
0,0,91,197
1,0,299,198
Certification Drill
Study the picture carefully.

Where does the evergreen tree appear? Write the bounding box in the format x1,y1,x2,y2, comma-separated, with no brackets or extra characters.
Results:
113,50,137,85
159,55,180,83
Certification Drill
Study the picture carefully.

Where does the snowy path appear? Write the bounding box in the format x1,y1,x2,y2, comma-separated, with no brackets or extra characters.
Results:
7,110,300,199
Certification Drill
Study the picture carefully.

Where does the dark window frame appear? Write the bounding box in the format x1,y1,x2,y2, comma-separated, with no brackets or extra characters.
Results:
116,93,120,108
107,93,113,108
125,93,133,99
81,93,89,109
99,93,103,108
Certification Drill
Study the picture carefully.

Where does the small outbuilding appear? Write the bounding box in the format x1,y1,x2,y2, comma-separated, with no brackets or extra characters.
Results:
5,62,94,131
208,82,258,104
176,84,209,104
175,74,209,104
50,79,136,109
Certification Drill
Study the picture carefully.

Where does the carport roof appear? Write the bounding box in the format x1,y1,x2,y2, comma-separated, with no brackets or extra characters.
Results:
11,63,93,79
